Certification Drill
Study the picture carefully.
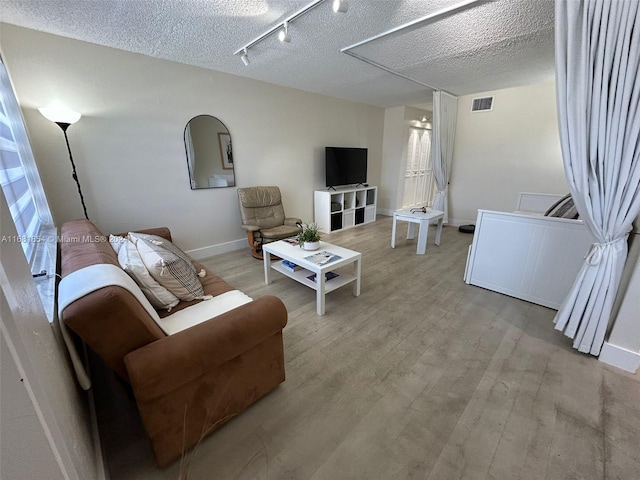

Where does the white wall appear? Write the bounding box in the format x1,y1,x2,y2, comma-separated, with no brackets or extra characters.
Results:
379,106,406,215
448,82,568,226
0,194,101,480
0,24,384,257
600,234,640,372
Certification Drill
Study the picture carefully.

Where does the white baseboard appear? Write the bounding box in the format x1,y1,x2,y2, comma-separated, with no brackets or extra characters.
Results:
186,238,247,260
599,341,640,373
377,209,394,217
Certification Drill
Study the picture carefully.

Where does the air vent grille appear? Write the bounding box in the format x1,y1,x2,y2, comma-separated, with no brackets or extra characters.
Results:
471,96,494,112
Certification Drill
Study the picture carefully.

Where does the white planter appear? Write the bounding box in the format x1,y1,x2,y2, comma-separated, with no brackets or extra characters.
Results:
302,241,320,251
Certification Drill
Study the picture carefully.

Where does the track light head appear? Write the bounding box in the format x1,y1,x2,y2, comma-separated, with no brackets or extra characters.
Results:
235,0,343,63
332,0,348,13
278,22,291,43
240,49,250,66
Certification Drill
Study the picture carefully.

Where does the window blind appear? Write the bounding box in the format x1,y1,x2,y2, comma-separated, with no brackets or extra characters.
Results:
0,103,40,261
0,57,54,264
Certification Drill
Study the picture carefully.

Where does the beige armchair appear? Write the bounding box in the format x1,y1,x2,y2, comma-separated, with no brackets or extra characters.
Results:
237,186,302,259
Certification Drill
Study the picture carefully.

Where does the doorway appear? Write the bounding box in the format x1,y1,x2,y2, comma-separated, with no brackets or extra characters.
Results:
402,127,435,209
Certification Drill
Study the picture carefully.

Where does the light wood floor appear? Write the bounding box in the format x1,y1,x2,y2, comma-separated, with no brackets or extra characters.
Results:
94,216,640,480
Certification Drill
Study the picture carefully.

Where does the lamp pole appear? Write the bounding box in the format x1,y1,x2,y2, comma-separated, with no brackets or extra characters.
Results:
56,122,89,220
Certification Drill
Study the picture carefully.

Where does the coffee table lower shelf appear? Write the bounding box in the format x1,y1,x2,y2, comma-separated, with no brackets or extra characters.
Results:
271,262,357,293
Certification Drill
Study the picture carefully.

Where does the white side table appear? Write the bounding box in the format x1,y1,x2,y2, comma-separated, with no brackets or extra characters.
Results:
391,208,445,254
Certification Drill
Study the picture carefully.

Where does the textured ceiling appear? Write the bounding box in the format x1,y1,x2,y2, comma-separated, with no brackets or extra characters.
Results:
0,0,555,108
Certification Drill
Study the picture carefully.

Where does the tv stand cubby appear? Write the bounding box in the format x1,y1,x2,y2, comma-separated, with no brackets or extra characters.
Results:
314,186,377,233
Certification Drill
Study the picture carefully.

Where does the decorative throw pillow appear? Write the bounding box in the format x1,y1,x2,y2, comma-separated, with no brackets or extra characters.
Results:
117,239,180,311
132,234,205,301
544,193,579,219
128,232,197,273
109,234,127,255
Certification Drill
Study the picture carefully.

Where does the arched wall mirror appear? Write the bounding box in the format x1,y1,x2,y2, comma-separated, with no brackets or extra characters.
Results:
184,115,235,189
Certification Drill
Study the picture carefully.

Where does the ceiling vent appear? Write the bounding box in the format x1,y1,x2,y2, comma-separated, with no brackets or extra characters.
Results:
471,96,494,112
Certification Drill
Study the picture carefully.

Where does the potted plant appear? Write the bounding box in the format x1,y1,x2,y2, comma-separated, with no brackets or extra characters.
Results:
297,222,322,251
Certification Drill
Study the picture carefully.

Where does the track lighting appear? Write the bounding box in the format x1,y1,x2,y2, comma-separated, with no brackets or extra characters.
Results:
234,0,348,64
332,0,348,13
240,49,250,66
278,22,291,43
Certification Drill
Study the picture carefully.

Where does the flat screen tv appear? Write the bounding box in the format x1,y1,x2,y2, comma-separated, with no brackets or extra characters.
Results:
325,147,367,188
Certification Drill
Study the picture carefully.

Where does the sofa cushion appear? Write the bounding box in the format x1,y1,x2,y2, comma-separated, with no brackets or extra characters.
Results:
118,239,180,311
132,234,205,301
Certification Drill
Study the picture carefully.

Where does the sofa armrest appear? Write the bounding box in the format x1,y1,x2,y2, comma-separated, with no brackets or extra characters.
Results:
241,224,260,232
124,295,287,402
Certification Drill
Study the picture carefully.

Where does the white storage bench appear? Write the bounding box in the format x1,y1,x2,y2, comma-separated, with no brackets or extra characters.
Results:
463,196,596,309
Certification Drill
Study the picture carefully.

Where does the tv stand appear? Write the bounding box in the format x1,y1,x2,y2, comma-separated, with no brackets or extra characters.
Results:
327,183,366,191
314,186,377,233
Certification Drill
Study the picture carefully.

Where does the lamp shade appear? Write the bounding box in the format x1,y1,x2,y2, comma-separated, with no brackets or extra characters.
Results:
38,103,81,125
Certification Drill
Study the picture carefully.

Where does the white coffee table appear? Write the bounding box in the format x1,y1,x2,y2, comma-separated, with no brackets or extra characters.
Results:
262,240,361,315
391,208,445,254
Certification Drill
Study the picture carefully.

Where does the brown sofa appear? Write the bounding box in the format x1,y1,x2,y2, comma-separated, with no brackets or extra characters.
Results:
58,219,287,467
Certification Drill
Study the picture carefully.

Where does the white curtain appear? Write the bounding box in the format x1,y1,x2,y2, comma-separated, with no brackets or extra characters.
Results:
431,91,457,223
554,0,640,355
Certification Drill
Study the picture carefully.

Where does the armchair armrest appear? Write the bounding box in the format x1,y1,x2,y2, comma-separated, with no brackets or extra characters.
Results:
241,224,260,232
124,295,287,402
284,217,303,227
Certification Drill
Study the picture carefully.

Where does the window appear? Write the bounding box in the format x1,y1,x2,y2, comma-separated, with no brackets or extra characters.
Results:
0,56,56,321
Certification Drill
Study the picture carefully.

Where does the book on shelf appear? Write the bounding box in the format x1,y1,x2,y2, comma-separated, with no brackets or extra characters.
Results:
282,237,299,246
281,260,302,272
304,250,342,266
306,271,339,283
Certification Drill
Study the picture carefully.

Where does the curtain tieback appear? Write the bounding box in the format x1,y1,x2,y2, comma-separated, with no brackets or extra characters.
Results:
585,237,626,266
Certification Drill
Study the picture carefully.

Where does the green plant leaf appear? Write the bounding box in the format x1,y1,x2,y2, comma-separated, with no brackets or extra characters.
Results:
297,222,322,245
